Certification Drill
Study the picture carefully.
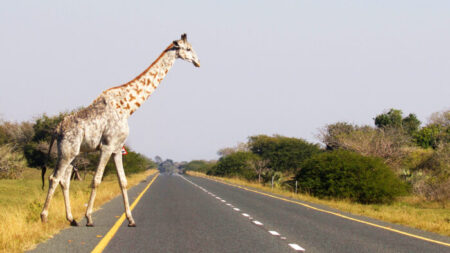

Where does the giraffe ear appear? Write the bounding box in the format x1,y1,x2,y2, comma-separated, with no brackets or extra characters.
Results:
173,40,180,47
181,33,187,42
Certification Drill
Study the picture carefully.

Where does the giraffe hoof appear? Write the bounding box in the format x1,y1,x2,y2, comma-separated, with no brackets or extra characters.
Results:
128,223,136,227
40,213,48,223
86,223,94,227
70,220,79,226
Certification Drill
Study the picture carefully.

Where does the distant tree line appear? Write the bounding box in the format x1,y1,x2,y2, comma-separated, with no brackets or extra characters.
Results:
156,158,183,174
185,109,449,205
0,111,157,180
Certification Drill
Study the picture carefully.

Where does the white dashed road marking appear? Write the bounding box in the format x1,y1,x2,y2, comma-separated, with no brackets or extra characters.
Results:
289,243,305,251
180,175,306,252
269,231,280,236
252,220,263,226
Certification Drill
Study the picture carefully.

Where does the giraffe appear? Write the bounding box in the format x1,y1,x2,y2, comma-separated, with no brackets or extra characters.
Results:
40,33,200,227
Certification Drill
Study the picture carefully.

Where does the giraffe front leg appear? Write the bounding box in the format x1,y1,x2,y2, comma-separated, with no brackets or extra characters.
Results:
60,164,78,226
113,152,136,227
85,150,111,227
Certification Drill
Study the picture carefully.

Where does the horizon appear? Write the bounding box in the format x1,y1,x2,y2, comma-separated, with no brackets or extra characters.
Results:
1,0,449,161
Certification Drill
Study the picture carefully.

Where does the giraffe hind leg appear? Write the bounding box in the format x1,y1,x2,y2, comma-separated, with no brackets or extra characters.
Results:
40,158,73,223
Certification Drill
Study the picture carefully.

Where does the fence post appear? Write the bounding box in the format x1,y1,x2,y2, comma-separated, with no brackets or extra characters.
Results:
271,175,274,190
295,180,298,194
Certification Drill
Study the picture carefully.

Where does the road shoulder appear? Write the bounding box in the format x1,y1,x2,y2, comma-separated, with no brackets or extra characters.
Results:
28,173,159,253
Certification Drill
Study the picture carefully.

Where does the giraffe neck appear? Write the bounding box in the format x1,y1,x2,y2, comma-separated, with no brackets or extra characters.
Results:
100,44,177,117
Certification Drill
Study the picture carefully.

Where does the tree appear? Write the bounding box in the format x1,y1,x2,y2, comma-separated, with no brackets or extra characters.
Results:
247,156,269,183
212,151,257,180
248,135,322,173
318,122,356,150
374,109,403,129
154,156,163,164
402,113,421,135
374,108,421,136
21,113,69,169
158,159,179,173
32,113,67,143
217,142,248,157
428,110,450,127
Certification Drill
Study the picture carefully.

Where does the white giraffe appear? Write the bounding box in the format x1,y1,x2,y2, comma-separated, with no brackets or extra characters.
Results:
41,34,200,227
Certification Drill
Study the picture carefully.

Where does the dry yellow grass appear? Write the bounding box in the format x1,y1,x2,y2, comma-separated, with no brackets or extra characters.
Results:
187,171,450,237
0,168,157,253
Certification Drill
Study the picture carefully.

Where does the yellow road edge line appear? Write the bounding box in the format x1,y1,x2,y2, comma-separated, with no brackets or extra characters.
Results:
91,173,160,253
192,174,450,248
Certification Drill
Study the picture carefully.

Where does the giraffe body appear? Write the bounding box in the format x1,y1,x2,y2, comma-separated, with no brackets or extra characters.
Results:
40,34,200,226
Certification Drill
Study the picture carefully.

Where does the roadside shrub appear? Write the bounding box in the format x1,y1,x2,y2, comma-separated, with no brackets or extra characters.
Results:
413,143,449,206
414,125,442,149
0,144,27,179
414,109,449,149
295,150,407,204
400,147,433,181
333,126,410,173
211,151,257,180
183,160,216,173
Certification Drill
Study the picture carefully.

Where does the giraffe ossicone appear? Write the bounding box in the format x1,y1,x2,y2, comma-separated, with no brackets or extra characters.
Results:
40,33,200,227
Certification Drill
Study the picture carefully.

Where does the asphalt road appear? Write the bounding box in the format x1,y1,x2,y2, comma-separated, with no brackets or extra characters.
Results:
30,173,450,253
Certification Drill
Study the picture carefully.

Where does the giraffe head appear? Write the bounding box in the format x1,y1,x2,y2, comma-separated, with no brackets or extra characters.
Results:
172,33,200,67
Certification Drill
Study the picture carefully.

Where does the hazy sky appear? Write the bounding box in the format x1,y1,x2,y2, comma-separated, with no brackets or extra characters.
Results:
1,1,449,161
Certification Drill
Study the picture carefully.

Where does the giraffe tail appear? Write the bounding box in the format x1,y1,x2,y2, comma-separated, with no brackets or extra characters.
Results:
42,134,56,190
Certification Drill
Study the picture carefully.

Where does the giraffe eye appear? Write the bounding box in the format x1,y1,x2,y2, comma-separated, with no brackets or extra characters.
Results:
187,48,191,51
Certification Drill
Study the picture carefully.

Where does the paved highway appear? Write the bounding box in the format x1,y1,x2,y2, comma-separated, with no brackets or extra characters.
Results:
31,173,450,252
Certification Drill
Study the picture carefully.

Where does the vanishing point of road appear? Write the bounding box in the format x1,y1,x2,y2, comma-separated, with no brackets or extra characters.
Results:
30,173,450,253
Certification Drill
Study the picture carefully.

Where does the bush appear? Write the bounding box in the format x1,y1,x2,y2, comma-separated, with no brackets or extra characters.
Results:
248,135,322,173
318,122,356,150
295,150,407,204
183,160,216,173
23,141,54,169
0,145,27,179
211,151,257,180
414,109,449,149
332,126,410,173
0,121,34,148
413,143,449,206
414,125,442,149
